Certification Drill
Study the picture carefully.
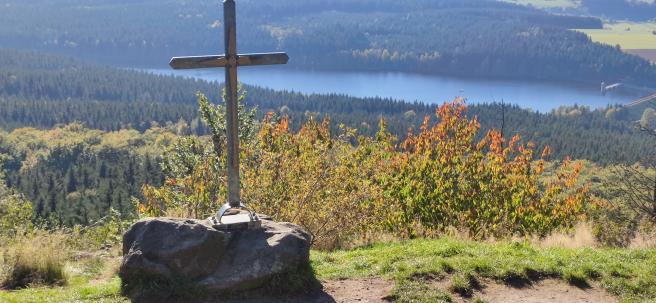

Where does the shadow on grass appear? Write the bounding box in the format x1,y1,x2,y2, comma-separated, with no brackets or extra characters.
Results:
564,272,592,290
501,269,591,291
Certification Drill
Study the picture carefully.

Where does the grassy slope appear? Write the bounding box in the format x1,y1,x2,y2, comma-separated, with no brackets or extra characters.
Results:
2,238,656,302
578,22,656,49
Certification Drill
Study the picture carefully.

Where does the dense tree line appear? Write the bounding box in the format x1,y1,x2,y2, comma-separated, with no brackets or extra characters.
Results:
0,97,199,132
2,0,655,87
0,49,220,104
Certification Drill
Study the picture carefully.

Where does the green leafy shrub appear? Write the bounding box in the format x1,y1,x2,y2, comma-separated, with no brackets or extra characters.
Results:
0,194,33,239
75,208,134,250
591,204,638,247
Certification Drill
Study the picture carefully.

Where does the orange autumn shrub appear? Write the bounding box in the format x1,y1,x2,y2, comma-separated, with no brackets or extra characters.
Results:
380,100,588,238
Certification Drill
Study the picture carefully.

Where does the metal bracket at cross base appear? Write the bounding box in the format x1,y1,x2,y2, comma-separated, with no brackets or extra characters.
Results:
209,202,261,230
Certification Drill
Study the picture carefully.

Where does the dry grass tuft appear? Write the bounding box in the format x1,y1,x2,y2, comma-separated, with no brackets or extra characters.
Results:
1,231,70,289
534,224,598,249
629,233,656,248
0,249,7,285
630,221,656,249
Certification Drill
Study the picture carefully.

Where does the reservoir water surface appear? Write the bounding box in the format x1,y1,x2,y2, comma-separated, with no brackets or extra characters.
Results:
147,67,632,112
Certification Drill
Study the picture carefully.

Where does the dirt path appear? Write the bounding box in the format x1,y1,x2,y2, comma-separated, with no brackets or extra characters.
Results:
213,278,617,303
436,278,618,303
213,278,394,303
311,278,617,303
316,278,394,303
475,279,617,303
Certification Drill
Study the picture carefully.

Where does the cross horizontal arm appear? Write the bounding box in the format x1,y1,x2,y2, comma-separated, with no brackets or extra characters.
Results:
170,55,227,69
169,52,289,70
238,52,289,66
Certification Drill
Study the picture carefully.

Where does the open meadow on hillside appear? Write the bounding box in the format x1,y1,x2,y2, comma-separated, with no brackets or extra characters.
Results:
577,22,656,62
578,22,656,49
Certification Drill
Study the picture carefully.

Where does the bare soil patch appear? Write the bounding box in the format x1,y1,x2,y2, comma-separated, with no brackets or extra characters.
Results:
444,279,618,303
213,278,394,303
626,49,656,62
318,278,395,303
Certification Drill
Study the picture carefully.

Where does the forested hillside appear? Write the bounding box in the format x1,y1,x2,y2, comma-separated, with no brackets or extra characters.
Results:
0,48,654,227
1,0,654,86
0,48,652,164
0,125,167,226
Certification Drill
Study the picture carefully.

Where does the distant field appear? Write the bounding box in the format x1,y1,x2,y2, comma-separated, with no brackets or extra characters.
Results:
577,22,656,62
578,22,656,49
502,0,580,9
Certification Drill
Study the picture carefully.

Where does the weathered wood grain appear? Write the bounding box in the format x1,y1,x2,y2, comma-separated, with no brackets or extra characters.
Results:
238,52,289,66
169,52,289,69
169,55,227,69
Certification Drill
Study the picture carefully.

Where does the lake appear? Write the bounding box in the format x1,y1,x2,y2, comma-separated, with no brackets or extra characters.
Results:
147,67,632,112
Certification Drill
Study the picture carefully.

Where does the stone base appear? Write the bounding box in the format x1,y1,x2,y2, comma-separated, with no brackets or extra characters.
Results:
119,216,314,301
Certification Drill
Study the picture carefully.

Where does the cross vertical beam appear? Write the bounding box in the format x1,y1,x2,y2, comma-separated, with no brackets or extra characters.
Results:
223,0,240,208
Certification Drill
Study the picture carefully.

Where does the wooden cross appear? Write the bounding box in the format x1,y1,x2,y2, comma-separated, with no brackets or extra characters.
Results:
169,0,288,227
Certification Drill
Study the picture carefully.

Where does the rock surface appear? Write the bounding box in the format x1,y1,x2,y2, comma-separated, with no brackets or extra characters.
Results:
119,216,312,298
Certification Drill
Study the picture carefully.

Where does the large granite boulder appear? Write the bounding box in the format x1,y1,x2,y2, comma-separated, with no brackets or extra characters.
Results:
119,216,313,301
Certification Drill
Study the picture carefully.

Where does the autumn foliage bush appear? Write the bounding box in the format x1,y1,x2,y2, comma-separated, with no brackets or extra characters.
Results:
241,115,385,248
381,100,588,239
141,94,588,248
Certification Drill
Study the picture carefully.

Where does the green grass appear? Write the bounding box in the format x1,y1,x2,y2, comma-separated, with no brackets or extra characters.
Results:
0,275,126,303
501,0,580,9
577,22,656,50
389,280,454,303
312,238,656,302
2,238,656,302
0,257,127,303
